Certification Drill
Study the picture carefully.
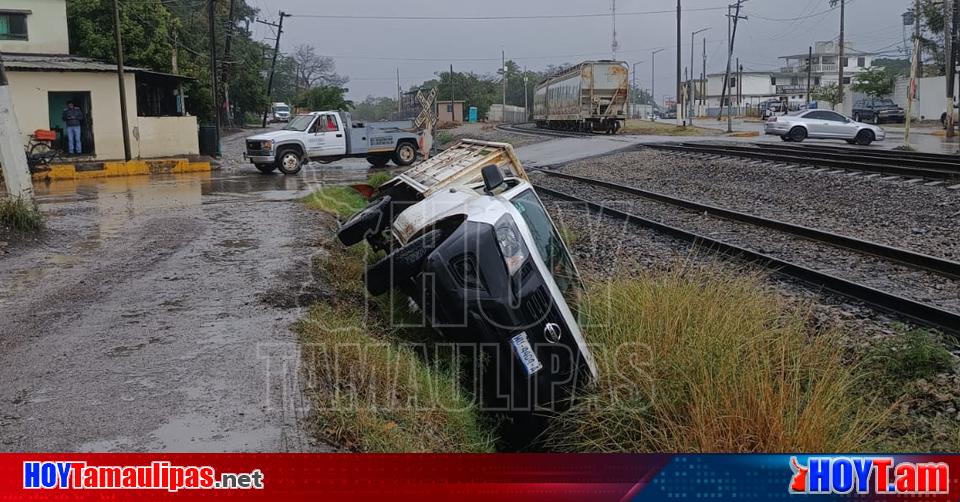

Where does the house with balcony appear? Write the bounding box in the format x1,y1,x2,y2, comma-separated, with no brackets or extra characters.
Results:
0,0,198,160
703,41,876,112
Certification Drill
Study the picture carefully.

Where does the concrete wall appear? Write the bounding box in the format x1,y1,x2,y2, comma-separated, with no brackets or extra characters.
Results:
6,70,199,160
488,104,527,123
0,0,69,54
133,116,199,158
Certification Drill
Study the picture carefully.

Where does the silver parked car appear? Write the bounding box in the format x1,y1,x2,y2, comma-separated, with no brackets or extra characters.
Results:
764,109,886,145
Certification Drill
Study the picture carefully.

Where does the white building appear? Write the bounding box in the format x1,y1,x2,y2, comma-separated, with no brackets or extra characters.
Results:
1,0,198,160
704,41,877,111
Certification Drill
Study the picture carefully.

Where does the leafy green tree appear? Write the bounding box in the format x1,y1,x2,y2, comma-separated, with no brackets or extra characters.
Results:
352,96,400,121
296,86,353,111
850,67,897,97
812,83,842,107
67,0,176,72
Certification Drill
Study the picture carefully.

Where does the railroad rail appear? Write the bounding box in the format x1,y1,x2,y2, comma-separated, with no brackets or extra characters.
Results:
496,123,595,139
531,175,960,335
644,142,960,181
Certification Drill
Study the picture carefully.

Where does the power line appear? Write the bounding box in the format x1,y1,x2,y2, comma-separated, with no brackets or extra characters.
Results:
288,6,726,21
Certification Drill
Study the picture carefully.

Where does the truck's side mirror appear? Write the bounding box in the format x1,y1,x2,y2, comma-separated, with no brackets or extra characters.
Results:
482,164,504,195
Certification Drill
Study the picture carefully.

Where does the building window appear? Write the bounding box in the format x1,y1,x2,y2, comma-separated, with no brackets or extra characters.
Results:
771,77,777,85
447,104,453,112
842,77,851,85
729,77,737,88
841,57,849,67
857,57,866,67
814,77,821,85
0,11,28,40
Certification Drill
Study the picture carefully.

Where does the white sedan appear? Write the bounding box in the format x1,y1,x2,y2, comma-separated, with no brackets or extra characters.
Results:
764,109,886,146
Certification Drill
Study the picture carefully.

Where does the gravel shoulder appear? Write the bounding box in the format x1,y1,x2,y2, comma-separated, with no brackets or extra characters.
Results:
438,123,548,149
552,149,960,260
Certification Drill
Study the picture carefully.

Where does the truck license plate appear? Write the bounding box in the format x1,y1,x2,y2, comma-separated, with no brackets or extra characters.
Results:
510,333,542,376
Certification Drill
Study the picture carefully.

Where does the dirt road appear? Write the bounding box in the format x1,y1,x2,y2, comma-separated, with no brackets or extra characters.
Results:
0,131,374,451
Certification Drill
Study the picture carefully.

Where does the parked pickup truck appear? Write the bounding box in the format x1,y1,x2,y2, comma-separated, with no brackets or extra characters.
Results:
337,140,597,429
243,111,422,174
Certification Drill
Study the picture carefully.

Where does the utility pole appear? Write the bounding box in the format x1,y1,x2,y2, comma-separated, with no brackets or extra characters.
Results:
222,0,237,127
690,27,710,125
719,0,746,132
523,66,529,118
946,0,956,137
259,11,289,127
837,0,846,109
502,50,507,112
806,46,813,106
737,60,742,115
0,57,33,200
450,64,455,122
611,0,619,59
207,0,221,155
676,0,682,126
701,38,707,108
113,0,131,160
906,0,922,149
652,48,664,115
396,68,401,117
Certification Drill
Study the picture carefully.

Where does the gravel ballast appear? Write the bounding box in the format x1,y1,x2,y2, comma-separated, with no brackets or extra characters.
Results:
552,149,960,259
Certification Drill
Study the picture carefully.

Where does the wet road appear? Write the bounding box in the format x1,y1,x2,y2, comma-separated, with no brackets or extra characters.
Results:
0,131,381,451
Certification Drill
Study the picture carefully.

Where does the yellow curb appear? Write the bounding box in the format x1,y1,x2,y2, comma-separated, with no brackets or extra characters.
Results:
32,159,211,182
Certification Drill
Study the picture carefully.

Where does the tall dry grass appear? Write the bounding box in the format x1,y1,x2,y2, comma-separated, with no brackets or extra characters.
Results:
0,196,44,233
546,264,884,453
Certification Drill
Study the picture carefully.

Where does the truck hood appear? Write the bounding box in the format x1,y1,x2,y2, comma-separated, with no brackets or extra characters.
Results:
245,130,304,142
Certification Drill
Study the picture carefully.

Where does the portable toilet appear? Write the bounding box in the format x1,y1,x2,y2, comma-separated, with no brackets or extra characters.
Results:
468,106,478,123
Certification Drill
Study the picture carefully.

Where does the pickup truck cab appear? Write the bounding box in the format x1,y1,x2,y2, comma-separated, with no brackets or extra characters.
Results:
852,98,905,124
244,111,422,174
340,150,597,423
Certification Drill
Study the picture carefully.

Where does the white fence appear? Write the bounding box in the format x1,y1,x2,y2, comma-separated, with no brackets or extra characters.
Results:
488,104,528,123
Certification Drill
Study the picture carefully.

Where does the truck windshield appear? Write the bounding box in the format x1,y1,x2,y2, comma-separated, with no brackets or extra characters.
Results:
876,99,896,107
275,106,289,112
511,189,581,304
284,115,314,131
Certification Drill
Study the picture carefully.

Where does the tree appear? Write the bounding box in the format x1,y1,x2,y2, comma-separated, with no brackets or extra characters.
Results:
291,44,347,91
811,83,843,107
296,86,353,111
850,67,897,97
352,96,399,121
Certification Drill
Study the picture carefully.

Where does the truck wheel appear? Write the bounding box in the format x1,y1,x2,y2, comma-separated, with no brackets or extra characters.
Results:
393,143,417,167
365,229,444,296
255,163,276,174
336,195,392,247
367,155,390,168
276,148,303,175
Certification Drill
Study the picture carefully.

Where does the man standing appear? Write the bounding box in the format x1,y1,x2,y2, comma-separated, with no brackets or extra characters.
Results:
62,101,84,155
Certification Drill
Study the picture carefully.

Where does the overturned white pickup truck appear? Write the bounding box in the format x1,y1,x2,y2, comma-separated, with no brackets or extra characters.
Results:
338,140,597,419
244,111,422,174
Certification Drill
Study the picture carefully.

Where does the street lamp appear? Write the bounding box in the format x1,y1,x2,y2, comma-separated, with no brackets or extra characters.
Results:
632,61,644,118
690,27,710,125
651,48,665,115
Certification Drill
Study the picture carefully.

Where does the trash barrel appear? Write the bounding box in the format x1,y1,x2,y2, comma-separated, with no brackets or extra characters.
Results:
198,124,220,156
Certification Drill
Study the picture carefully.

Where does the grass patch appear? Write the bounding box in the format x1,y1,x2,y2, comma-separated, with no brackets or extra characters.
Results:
0,196,44,233
298,190,497,452
435,131,455,147
864,326,955,394
545,265,884,452
296,302,496,452
621,119,719,136
366,171,394,189
301,186,367,219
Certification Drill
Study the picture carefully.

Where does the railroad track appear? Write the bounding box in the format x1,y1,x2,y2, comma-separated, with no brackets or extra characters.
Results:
531,171,960,335
495,123,596,139
644,142,960,182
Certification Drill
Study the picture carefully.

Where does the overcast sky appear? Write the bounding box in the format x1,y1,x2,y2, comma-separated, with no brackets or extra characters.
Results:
250,0,911,101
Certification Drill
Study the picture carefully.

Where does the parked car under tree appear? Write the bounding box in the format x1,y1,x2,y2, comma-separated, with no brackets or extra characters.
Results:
764,109,886,145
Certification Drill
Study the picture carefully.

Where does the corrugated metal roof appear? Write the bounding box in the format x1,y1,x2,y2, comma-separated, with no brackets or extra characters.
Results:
1,53,190,79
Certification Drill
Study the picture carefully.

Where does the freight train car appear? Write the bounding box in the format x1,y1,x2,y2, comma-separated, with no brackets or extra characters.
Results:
533,61,629,133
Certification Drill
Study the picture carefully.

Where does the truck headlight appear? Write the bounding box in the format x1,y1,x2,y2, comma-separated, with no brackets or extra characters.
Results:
262,140,273,151
495,217,529,276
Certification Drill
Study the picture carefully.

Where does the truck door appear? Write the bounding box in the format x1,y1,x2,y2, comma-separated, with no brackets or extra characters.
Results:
317,113,347,157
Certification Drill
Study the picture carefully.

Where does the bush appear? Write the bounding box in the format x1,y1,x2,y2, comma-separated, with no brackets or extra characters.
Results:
545,265,883,452
0,196,44,233
300,186,366,219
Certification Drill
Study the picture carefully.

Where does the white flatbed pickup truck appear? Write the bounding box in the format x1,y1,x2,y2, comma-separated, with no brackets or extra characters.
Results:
243,111,423,174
